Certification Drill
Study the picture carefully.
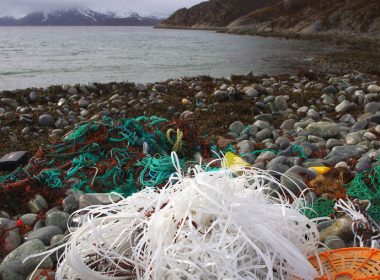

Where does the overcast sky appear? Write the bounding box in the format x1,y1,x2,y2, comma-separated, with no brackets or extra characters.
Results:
0,0,205,17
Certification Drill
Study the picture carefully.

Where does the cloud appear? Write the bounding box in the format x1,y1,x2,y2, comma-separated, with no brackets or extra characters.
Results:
0,0,205,17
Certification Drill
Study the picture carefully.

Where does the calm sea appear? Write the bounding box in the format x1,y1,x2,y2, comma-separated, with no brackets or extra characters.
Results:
0,26,331,90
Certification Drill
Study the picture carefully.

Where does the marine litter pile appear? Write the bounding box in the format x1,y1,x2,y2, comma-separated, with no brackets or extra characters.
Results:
1,72,380,279
0,115,198,210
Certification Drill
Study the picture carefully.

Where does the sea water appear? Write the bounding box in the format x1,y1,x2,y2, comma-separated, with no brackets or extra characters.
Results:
0,26,331,90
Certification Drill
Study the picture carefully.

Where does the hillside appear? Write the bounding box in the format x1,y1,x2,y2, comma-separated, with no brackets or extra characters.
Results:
157,0,380,39
157,0,281,29
0,9,161,26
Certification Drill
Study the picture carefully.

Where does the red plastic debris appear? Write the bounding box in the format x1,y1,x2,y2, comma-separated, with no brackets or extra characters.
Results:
16,219,23,227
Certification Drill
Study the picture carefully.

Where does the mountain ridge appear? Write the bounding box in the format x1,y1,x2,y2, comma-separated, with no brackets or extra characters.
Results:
0,8,162,26
157,0,380,39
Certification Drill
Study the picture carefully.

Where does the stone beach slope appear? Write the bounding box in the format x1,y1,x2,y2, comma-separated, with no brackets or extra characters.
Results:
1,71,380,278
157,0,380,40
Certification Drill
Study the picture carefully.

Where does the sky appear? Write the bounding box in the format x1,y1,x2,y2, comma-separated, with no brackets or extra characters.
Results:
0,0,205,17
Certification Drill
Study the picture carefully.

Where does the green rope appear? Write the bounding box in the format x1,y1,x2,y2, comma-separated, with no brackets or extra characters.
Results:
36,169,63,189
291,145,307,159
137,155,185,187
64,123,90,141
0,168,22,183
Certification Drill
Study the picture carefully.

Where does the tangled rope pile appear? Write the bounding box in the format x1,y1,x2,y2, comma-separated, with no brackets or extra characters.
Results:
0,116,194,207
33,154,320,280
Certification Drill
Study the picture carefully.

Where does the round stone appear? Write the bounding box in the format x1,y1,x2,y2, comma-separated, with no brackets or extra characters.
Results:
38,114,55,127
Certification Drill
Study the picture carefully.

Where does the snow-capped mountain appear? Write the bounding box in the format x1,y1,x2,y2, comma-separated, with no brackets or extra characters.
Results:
0,8,163,26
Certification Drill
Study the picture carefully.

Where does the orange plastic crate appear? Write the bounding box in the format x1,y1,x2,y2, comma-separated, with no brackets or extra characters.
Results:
308,248,380,279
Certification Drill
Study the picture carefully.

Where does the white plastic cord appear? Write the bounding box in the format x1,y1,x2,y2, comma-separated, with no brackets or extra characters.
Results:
31,153,320,280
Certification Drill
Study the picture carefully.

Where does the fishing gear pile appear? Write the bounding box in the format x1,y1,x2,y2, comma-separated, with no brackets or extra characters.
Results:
39,154,320,280
0,116,192,209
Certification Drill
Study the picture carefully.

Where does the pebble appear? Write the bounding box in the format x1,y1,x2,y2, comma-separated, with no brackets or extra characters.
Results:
78,193,121,209
324,145,368,165
324,236,346,250
21,127,31,135
355,155,372,172
254,120,270,130
229,121,245,135
27,194,48,213
45,211,70,232
326,139,343,150
319,215,354,242
280,119,296,130
306,122,340,139
29,91,37,102
245,87,259,98
306,109,320,120
335,100,354,113
213,90,228,100
0,211,10,219
20,213,38,226
267,156,291,173
322,85,338,95
38,114,55,127
0,218,16,230
351,119,367,131
67,86,78,95
237,140,254,154
24,226,63,245
136,83,147,92
363,131,377,141
280,166,316,194
345,132,361,145
274,96,288,111
367,84,380,93
255,128,272,141
364,102,380,114
78,98,89,108
275,136,291,149
0,240,53,280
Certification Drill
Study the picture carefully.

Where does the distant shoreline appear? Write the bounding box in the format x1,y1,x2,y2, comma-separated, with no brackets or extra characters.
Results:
0,24,157,27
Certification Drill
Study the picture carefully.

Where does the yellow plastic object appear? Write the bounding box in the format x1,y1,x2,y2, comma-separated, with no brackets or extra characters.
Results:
310,166,331,175
222,152,250,172
308,248,380,279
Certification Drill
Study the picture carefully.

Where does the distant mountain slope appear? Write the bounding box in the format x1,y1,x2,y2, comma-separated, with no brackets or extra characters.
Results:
157,0,281,28
157,0,380,38
228,0,380,37
0,9,161,26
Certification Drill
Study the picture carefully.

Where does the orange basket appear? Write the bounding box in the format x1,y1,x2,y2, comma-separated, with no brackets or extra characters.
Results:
308,247,380,279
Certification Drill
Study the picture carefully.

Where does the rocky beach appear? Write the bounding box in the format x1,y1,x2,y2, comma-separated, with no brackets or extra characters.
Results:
0,0,379,277
1,68,380,278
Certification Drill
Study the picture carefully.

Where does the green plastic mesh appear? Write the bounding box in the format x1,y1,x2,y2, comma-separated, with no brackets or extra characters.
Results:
301,198,336,220
345,164,380,221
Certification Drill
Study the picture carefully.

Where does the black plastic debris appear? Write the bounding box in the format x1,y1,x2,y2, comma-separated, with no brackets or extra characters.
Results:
0,151,29,171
